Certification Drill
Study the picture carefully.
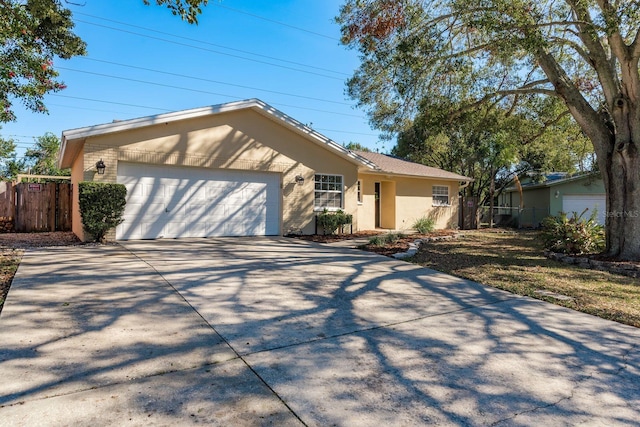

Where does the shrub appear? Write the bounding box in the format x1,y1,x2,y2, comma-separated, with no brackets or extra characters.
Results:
539,209,605,255
79,182,127,242
317,209,352,234
368,232,406,246
413,216,435,234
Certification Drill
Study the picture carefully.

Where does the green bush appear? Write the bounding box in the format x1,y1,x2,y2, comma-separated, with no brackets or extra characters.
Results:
317,209,353,234
368,232,406,246
413,216,435,234
79,182,127,242
539,209,605,255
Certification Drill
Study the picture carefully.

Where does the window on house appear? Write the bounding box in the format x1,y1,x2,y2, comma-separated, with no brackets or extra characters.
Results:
314,174,343,209
432,185,449,206
357,180,362,204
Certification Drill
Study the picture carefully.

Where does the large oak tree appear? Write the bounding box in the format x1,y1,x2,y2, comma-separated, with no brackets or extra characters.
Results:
338,0,640,260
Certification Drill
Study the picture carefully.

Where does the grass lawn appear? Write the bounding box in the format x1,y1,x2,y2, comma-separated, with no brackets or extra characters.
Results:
412,230,640,328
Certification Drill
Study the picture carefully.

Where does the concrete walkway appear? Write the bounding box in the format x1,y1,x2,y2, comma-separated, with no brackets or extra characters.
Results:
0,237,638,426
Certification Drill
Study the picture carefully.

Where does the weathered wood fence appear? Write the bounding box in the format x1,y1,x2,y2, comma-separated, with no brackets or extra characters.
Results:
0,181,72,232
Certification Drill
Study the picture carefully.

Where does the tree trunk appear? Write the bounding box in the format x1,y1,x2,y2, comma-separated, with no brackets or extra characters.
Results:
599,137,640,260
489,171,495,228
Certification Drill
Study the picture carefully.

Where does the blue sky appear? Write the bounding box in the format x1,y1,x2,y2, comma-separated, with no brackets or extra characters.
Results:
1,0,389,161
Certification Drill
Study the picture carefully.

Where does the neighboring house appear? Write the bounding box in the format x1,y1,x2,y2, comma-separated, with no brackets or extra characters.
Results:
58,99,471,241
500,173,606,227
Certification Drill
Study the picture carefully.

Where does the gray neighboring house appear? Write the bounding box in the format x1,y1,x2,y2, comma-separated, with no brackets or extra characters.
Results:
499,173,606,227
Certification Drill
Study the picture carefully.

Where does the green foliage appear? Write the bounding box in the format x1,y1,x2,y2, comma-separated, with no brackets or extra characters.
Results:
368,232,406,246
78,182,127,242
1,0,87,122
540,210,605,255
343,141,371,152
24,132,67,175
413,216,435,234
317,209,353,235
143,0,208,24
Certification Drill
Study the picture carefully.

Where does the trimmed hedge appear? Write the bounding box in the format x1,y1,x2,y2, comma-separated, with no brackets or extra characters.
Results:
78,182,127,242
317,209,353,235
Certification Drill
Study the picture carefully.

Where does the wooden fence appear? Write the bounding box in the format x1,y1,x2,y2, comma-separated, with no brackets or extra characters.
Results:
0,182,72,232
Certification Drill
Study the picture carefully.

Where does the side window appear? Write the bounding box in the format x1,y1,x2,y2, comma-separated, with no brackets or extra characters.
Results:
432,185,449,206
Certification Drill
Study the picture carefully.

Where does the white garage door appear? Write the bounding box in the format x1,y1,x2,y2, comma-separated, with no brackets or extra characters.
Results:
117,163,280,240
562,194,606,225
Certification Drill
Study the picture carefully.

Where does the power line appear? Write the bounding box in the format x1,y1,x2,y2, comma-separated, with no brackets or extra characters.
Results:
51,73,366,118
210,3,340,41
73,12,348,76
73,19,345,81
77,57,352,106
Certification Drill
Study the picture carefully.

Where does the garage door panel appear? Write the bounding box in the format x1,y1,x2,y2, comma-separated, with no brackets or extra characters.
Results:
563,195,606,225
117,163,280,240
164,221,187,238
124,202,165,216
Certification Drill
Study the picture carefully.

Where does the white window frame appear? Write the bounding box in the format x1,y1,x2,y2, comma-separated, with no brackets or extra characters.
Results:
314,174,344,211
357,180,363,204
432,185,450,206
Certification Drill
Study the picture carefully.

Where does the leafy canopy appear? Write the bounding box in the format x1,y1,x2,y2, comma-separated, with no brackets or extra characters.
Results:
1,0,208,123
1,0,86,122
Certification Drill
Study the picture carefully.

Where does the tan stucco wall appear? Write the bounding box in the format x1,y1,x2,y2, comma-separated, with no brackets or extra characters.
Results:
70,146,84,241
72,109,360,237
357,174,459,231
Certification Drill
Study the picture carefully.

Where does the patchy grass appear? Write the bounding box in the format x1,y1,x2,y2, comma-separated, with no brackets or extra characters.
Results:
413,230,640,328
0,248,23,314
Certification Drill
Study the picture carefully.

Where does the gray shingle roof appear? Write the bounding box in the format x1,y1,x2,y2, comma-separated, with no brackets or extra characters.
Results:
354,151,472,181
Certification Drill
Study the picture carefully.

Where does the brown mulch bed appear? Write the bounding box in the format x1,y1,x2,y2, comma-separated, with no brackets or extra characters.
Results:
0,232,83,314
286,230,382,243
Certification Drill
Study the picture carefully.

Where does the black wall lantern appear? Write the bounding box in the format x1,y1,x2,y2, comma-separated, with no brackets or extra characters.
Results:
295,174,305,185
96,159,106,175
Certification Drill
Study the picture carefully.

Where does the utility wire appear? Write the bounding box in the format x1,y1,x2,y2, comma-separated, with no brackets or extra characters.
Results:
51,74,366,118
74,19,344,81
73,12,347,76
210,3,340,41
77,57,352,106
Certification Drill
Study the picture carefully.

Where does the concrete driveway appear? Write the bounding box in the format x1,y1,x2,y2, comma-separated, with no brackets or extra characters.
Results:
0,237,638,426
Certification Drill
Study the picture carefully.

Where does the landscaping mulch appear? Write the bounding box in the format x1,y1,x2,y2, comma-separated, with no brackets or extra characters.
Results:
287,230,382,243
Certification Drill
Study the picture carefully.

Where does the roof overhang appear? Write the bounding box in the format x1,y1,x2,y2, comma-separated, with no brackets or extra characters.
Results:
357,169,473,183
58,98,380,171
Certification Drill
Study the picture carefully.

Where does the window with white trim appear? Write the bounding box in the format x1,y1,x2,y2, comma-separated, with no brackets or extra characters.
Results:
314,174,343,209
357,180,362,204
432,185,449,206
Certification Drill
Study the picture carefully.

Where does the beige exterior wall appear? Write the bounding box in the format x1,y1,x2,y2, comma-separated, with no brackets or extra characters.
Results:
357,173,459,231
71,109,359,237
70,146,85,241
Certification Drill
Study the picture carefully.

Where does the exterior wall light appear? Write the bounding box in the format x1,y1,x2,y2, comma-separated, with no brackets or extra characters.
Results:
555,190,560,199
295,175,305,185
96,159,106,175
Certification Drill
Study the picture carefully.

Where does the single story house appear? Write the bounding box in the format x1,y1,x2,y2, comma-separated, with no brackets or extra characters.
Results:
58,99,472,241
500,173,606,227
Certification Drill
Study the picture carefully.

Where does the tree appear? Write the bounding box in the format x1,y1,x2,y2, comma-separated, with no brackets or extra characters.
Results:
1,0,86,122
143,0,209,24
343,141,372,152
338,1,640,260
1,0,208,123
23,131,67,175
0,135,19,179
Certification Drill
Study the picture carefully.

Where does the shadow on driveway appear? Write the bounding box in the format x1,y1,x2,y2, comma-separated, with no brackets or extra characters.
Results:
1,237,638,426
